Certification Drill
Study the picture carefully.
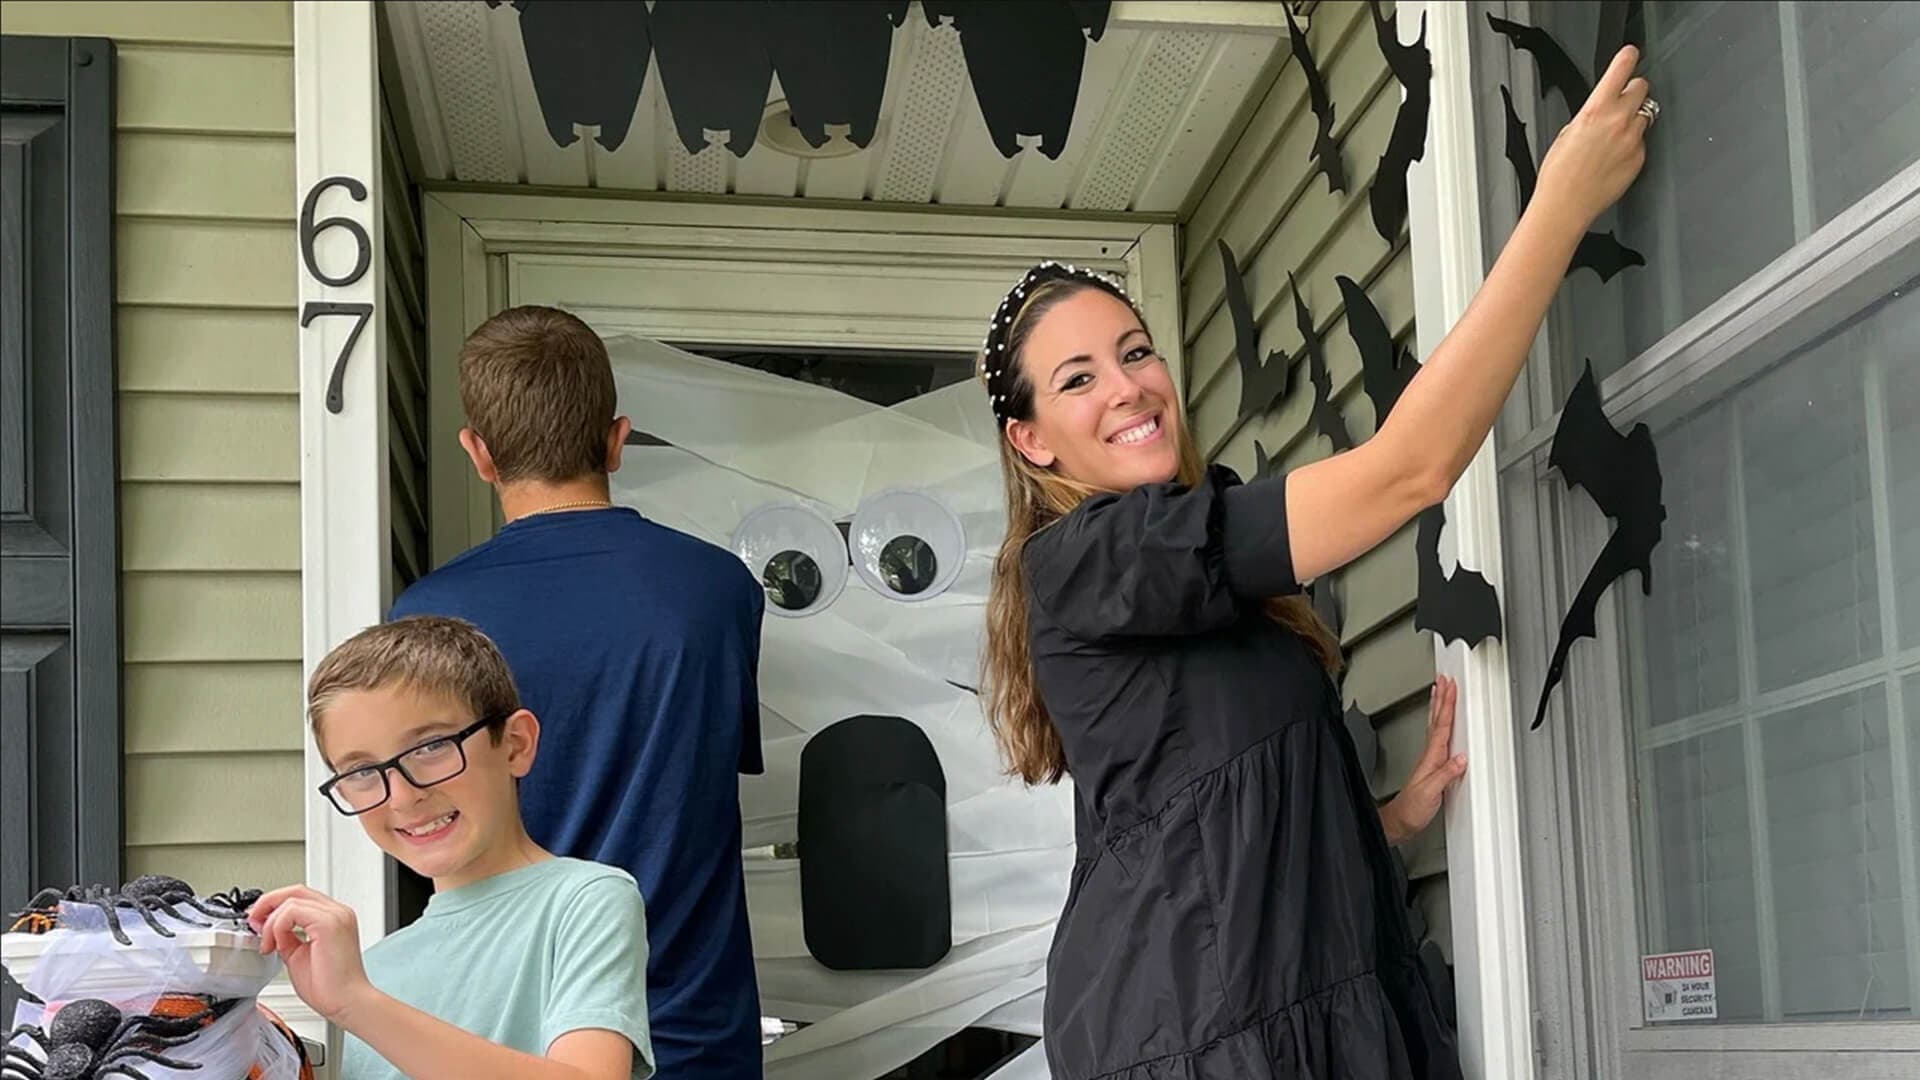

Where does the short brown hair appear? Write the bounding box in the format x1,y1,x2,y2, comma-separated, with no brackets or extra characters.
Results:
307,616,521,747
459,305,617,484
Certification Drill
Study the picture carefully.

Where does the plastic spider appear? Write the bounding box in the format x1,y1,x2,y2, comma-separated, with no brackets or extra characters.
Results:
6,876,259,947
2,998,209,1080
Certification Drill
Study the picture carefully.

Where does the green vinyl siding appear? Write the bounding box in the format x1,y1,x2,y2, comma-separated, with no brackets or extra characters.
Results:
1,1,304,893
1179,0,1449,955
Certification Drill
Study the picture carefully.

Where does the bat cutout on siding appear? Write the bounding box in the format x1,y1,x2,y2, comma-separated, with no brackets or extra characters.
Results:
1368,0,1430,243
1286,4,1347,194
925,1,1109,159
1290,273,1355,453
763,1,910,150
1531,360,1666,730
1500,87,1646,282
1302,569,1378,780
1221,239,1292,420
497,0,652,151
1338,275,1503,647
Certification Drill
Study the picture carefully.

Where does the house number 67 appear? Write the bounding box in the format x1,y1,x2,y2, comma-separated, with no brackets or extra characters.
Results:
299,175,373,414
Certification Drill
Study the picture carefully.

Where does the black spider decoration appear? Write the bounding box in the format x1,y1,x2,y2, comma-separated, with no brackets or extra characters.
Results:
8,877,260,948
3,998,211,1080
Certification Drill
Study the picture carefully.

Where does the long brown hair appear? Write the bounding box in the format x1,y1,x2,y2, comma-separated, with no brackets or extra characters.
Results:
980,276,1342,785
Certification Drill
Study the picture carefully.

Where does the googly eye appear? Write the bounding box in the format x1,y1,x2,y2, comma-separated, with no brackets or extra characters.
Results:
732,502,849,617
847,490,966,602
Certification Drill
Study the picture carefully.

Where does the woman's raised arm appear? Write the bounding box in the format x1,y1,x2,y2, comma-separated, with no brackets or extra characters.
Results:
1285,46,1652,586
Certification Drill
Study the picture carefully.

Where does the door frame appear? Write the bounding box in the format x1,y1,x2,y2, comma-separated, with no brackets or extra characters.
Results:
419,189,1182,564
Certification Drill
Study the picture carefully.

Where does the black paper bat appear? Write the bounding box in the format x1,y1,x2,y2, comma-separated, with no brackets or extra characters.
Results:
1413,504,1503,647
1337,274,1415,425
1288,271,1354,452
1531,360,1666,729
1221,239,1291,420
927,1,1107,159
1486,13,1590,116
1340,275,1503,646
1369,0,1430,243
1500,87,1646,282
499,0,652,151
649,0,774,156
1254,439,1282,480
762,2,909,149
1286,3,1347,195
1593,0,1647,82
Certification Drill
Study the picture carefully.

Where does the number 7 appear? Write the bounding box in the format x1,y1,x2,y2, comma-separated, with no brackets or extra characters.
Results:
301,301,373,415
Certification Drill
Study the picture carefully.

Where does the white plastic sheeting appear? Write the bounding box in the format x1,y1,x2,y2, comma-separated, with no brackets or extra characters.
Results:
603,336,1068,1078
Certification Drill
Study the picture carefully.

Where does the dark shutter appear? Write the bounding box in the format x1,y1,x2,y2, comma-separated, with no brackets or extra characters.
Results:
1,33,120,1017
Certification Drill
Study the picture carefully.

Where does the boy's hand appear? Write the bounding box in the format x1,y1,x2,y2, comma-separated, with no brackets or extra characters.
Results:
249,885,377,1025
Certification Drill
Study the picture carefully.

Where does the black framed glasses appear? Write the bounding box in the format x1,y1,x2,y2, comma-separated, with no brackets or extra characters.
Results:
317,714,502,816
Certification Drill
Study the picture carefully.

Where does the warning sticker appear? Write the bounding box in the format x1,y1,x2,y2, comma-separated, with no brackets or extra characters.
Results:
1642,948,1717,1022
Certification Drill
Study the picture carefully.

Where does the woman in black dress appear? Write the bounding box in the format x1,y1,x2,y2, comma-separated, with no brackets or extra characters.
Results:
977,48,1656,1080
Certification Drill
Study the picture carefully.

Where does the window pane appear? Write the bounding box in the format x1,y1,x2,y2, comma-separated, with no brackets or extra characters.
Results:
1643,726,1765,1022
1882,288,1920,649
1530,2,1920,390
1641,403,1741,724
1739,336,1880,692
1762,686,1909,1021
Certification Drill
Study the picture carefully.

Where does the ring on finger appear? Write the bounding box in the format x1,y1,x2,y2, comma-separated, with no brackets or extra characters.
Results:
1636,97,1660,126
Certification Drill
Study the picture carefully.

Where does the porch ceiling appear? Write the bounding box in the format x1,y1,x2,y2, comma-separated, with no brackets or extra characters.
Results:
379,1,1291,213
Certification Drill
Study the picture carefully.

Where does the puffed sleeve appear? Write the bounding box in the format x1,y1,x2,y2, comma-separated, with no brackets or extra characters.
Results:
1022,466,1301,641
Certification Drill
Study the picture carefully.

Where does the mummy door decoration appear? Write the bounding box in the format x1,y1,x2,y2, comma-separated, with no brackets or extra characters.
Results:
490,0,1108,160
601,335,1069,1079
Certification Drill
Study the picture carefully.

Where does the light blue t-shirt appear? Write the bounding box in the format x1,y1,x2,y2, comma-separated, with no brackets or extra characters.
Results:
341,857,653,1079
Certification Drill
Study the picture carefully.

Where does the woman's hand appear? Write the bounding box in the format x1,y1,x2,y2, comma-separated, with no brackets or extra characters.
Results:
249,885,378,1025
1534,45,1654,230
1381,676,1467,846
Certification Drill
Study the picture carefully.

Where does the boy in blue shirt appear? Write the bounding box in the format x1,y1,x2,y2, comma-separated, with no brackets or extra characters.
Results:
250,615,653,1080
389,305,765,1077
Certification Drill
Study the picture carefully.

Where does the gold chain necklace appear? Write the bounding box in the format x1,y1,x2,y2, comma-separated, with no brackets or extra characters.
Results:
522,499,613,518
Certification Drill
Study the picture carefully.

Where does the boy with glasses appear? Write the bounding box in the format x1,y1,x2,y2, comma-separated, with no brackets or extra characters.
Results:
248,615,654,1080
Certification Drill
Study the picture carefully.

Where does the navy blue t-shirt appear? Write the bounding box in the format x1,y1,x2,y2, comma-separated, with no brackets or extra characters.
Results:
391,507,764,1078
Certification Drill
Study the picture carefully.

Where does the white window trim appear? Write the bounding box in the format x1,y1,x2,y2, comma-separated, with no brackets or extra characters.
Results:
1400,3,1538,1078
294,0,388,1065
1465,0,1920,1073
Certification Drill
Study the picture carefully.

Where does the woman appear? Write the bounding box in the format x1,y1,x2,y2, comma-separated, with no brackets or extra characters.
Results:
979,48,1656,1080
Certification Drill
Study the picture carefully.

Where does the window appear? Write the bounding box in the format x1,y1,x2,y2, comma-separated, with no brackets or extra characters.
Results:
1477,0,1920,1071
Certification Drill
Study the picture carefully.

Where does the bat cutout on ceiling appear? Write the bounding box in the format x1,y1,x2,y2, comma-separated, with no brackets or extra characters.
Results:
926,1,1109,159
1368,0,1430,243
763,2,910,150
497,0,652,152
1531,360,1666,730
1220,239,1291,421
1593,0,1647,84
649,0,775,157
1485,13,1590,116
1500,87,1646,282
1289,271,1354,453
1339,274,1503,646
1286,4,1347,195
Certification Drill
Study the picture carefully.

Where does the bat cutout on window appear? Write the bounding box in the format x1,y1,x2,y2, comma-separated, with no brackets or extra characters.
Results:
1592,0,1647,84
1531,360,1666,730
1286,3,1347,195
1499,86,1646,282
1289,271,1354,453
1368,0,1430,243
1220,239,1292,420
1339,275,1503,647
1486,13,1590,116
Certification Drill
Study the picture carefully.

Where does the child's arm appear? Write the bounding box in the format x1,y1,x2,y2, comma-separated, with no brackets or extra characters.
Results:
249,886,634,1080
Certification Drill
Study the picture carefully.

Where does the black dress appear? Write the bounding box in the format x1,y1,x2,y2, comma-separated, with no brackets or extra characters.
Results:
1024,465,1462,1080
